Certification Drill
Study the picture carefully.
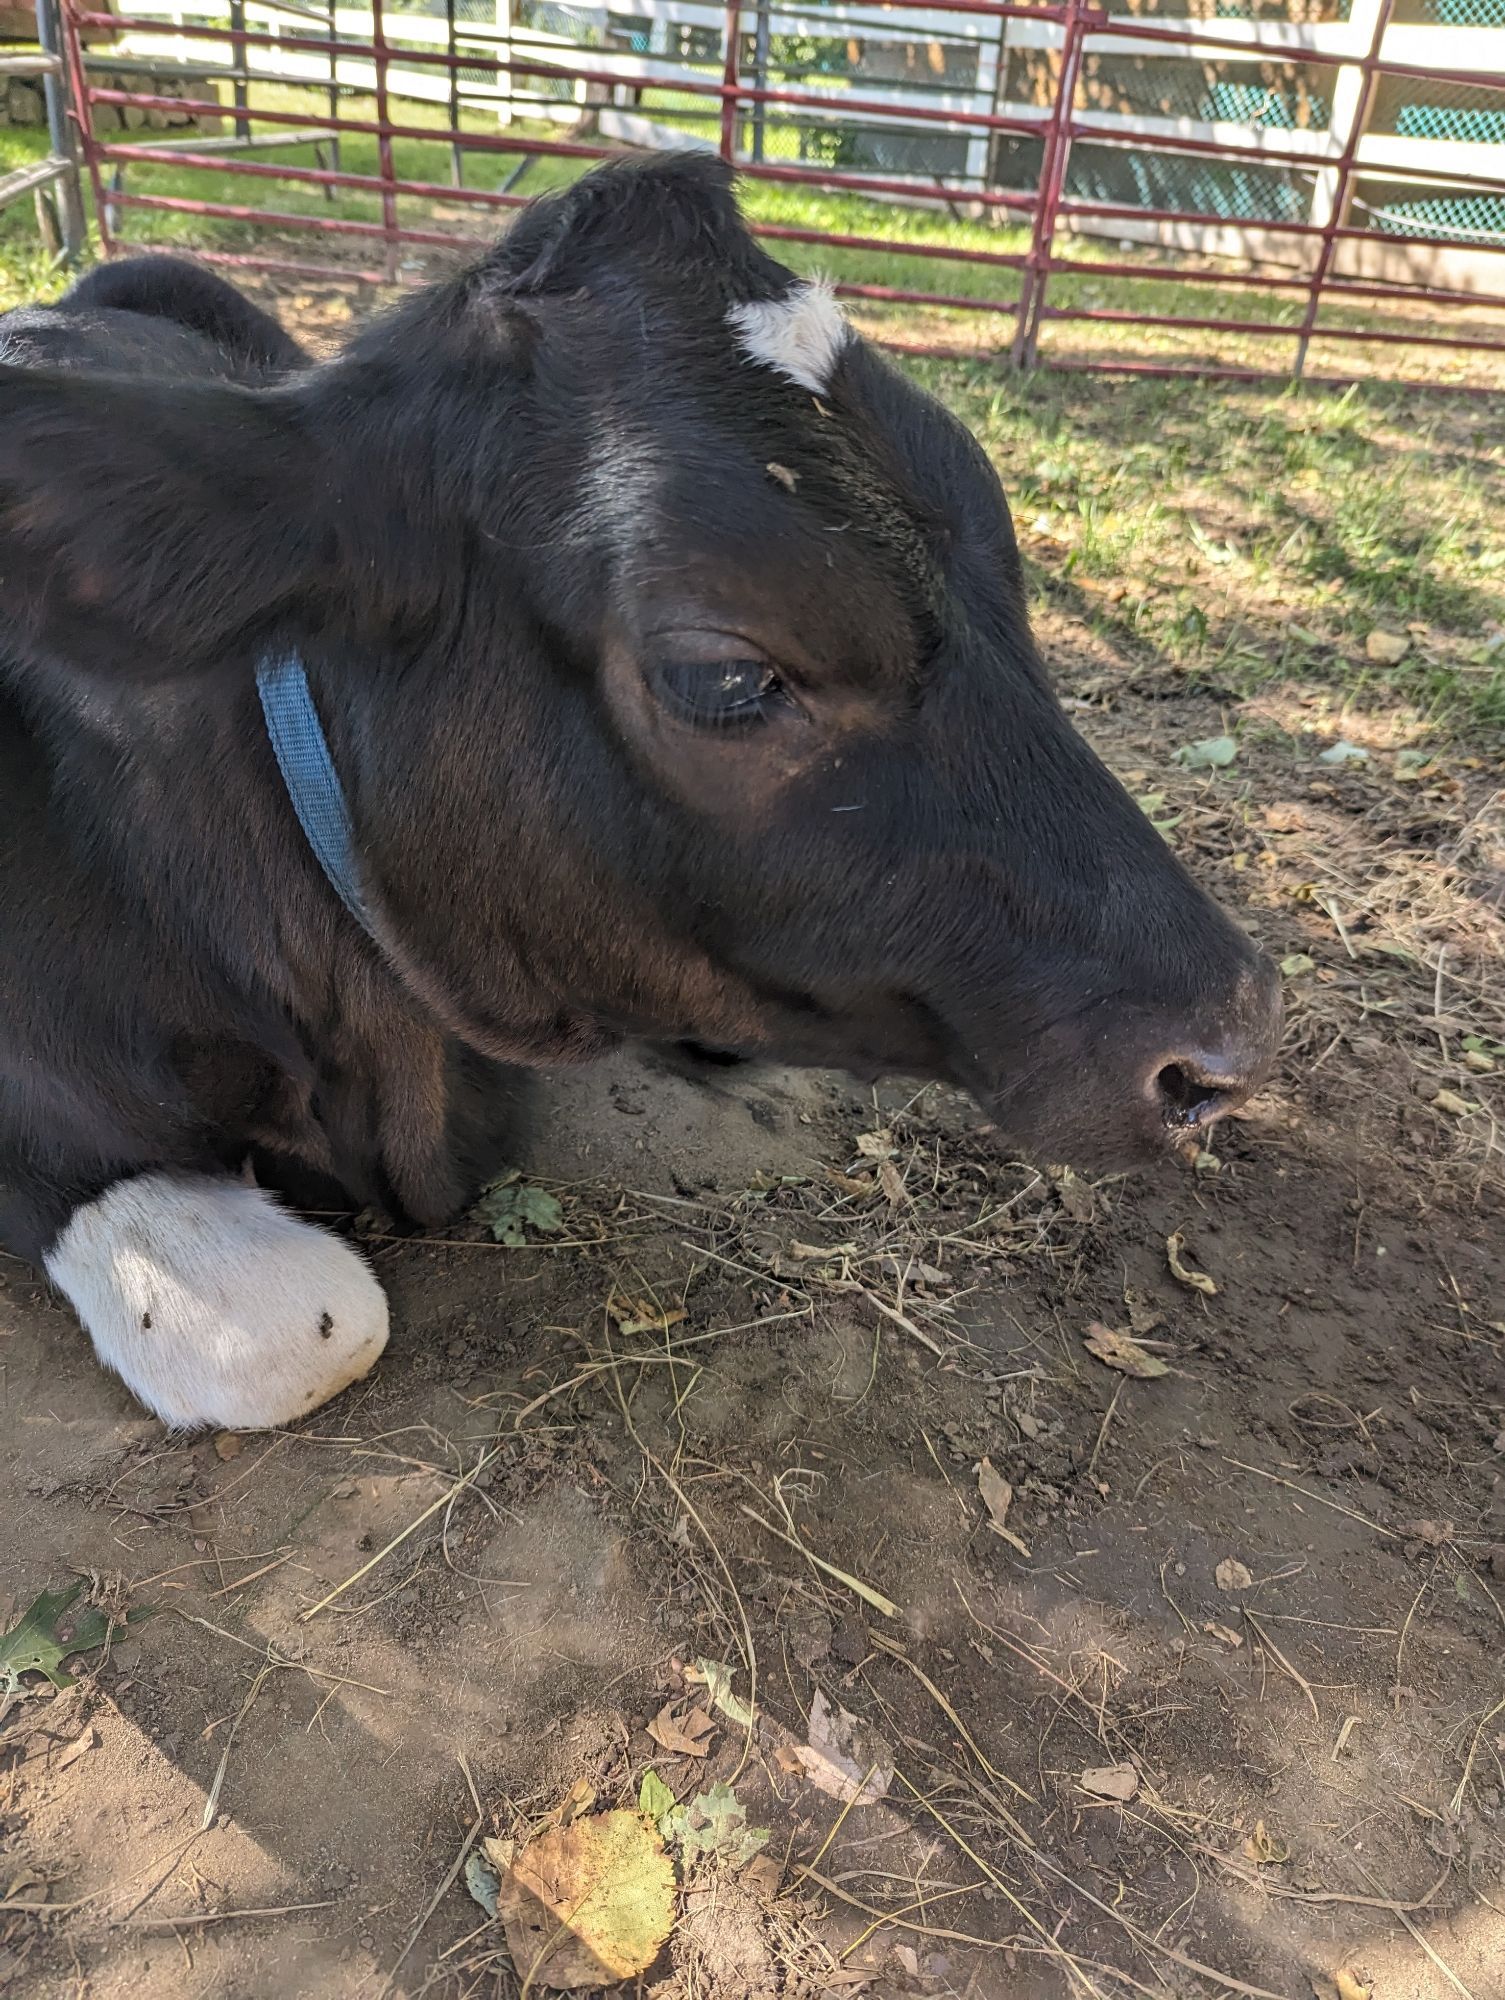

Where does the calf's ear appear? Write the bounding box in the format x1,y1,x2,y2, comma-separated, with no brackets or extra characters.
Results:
0,367,327,676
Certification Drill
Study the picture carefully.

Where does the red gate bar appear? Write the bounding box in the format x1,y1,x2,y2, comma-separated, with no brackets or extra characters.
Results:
55,0,1505,389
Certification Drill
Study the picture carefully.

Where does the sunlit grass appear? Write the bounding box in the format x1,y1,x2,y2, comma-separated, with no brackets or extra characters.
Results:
921,362,1505,733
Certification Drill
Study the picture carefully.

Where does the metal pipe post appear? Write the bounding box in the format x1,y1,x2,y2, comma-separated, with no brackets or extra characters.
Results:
35,0,87,262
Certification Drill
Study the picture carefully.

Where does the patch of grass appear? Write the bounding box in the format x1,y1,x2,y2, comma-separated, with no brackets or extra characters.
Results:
920,362,1505,735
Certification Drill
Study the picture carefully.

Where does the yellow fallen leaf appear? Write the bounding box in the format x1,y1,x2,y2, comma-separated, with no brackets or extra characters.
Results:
478,1811,675,1989
1167,1231,1218,1295
1242,1818,1288,1865
1432,1089,1477,1118
1203,1621,1243,1649
976,1457,1031,1556
1084,1322,1169,1379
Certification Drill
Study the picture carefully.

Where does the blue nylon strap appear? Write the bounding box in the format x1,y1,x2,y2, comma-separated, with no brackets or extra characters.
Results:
255,652,374,936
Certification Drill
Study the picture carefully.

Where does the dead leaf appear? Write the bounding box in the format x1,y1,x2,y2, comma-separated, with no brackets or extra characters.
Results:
976,1458,1031,1557
788,1239,858,1262
877,1159,907,1206
647,1701,716,1759
744,1853,782,1900
1050,1164,1095,1222
1403,1517,1453,1548
1079,1763,1138,1802
1084,1322,1169,1379
560,1777,597,1824
1124,1292,1164,1337
1242,1818,1288,1864
765,461,798,493
824,1167,875,1199
57,1726,99,1770
607,1295,687,1337
854,1129,896,1160
1313,1973,1374,2000
1431,1089,1477,1118
1215,1558,1254,1593
470,1812,675,1989
1364,629,1410,664
212,1433,244,1461
1167,1231,1218,1295
793,1689,892,1805
1203,1621,1244,1649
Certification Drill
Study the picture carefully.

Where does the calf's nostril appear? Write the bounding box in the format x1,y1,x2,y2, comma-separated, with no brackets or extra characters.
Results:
1154,1060,1236,1128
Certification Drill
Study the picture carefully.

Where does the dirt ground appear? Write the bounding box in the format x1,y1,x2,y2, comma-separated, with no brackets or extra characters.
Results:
3,309,1505,2000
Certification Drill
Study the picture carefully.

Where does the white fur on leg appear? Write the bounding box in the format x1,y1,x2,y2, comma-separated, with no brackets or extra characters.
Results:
45,1173,389,1430
728,280,850,395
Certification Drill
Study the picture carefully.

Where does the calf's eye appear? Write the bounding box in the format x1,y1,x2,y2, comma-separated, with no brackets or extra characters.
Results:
653,656,781,727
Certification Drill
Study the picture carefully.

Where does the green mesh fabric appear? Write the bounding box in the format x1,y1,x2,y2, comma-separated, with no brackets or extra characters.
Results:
1372,75,1505,144
1354,180,1505,245
1392,0,1505,22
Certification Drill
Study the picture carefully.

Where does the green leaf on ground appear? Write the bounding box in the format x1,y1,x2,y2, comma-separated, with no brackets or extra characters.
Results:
474,1180,565,1246
637,1769,676,1826
670,1783,770,1871
464,1848,500,1918
687,1658,756,1729
1172,734,1237,770
0,1581,112,1693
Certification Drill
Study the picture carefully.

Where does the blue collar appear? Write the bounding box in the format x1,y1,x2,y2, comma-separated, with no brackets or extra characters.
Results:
255,652,375,936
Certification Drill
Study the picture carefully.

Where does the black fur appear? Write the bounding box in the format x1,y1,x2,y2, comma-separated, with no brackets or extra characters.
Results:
0,163,1280,1277
60,255,309,375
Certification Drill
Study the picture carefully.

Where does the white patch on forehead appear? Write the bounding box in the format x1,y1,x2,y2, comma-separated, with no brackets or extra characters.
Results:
728,279,850,395
572,424,663,556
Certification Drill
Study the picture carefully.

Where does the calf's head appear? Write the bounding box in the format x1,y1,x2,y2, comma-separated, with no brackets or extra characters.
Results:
0,156,1280,1171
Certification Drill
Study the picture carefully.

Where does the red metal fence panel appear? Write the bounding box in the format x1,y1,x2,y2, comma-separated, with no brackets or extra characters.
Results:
52,0,1505,388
